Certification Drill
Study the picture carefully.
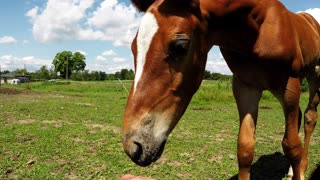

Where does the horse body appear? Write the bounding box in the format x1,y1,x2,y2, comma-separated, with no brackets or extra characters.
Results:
121,0,320,179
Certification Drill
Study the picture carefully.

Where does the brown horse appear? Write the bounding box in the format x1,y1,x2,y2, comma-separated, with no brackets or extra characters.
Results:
121,0,320,179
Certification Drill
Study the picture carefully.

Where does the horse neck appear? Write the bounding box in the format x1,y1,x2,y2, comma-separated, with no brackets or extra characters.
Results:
200,0,257,17
201,0,262,52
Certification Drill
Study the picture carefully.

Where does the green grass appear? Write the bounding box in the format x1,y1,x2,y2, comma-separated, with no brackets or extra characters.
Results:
0,80,319,179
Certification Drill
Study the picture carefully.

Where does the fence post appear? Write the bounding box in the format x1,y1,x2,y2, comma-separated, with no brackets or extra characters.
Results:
118,78,129,95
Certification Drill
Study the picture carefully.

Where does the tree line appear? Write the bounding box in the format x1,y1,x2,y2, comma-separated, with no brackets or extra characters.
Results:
2,67,230,81
1,50,231,81
1,66,135,81
203,70,232,80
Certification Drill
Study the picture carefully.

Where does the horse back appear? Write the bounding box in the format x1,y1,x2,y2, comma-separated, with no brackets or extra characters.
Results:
293,12,320,66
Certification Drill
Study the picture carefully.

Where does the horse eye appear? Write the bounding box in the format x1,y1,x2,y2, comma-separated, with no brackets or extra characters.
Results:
169,38,190,58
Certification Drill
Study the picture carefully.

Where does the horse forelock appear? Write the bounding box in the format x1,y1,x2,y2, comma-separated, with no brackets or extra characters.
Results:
131,0,155,12
131,0,199,12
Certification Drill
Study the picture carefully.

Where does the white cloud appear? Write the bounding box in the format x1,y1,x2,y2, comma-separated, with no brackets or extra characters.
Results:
206,48,232,75
77,29,106,41
25,6,39,19
0,36,17,44
112,57,126,63
96,49,128,63
86,62,132,73
86,0,140,46
26,0,141,47
26,0,95,43
102,50,117,57
96,55,107,61
304,8,320,24
0,55,51,72
89,49,133,73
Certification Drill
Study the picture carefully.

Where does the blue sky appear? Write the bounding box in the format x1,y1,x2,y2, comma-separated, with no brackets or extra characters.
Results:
0,0,319,74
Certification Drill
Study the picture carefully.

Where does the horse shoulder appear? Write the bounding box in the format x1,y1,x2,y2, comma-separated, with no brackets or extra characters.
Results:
252,1,297,61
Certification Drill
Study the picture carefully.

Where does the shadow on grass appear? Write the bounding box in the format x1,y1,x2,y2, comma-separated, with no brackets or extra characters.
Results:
310,163,320,180
229,152,320,180
229,152,290,180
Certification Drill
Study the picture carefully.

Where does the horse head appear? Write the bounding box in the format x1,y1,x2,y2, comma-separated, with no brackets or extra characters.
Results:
121,0,209,166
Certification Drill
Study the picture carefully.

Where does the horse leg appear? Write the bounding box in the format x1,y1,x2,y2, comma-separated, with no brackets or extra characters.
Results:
232,77,262,180
287,107,302,180
300,76,319,178
287,107,302,179
280,76,303,180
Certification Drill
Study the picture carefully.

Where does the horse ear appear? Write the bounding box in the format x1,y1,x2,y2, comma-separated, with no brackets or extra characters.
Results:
131,0,155,12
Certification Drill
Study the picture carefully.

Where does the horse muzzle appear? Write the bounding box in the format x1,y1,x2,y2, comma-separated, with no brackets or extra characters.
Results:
122,131,167,167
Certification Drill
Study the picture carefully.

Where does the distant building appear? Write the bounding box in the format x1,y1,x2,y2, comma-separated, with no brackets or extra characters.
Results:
0,73,30,84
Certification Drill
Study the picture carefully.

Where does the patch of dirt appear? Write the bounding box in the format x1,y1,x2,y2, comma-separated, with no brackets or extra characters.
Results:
167,160,183,167
56,159,70,167
10,119,37,124
42,120,59,124
71,137,85,143
5,169,19,179
16,133,36,143
156,154,168,165
93,164,106,172
177,172,193,179
0,88,22,95
215,130,236,142
209,154,224,163
86,124,120,134
7,120,120,134
3,151,20,161
65,172,79,180
76,103,94,106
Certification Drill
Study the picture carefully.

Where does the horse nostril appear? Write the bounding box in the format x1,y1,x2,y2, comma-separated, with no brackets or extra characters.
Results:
131,141,143,161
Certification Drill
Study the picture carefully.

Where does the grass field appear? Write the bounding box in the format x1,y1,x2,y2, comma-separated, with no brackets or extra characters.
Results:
0,80,319,179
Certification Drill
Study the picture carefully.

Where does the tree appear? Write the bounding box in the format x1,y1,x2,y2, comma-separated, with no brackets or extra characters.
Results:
14,68,28,75
49,67,59,79
72,52,86,71
1,70,10,74
98,71,107,81
126,69,134,80
52,51,86,79
29,66,50,81
38,65,50,80
203,70,211,79
115,69,135,80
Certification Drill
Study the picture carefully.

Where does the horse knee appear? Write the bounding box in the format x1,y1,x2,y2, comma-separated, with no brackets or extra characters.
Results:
237,140,255,168
282,138,302,164
304,110,318,132
237,151,254,169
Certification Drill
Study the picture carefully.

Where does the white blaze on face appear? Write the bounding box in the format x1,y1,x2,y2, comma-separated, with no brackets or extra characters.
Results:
134,12,159,93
